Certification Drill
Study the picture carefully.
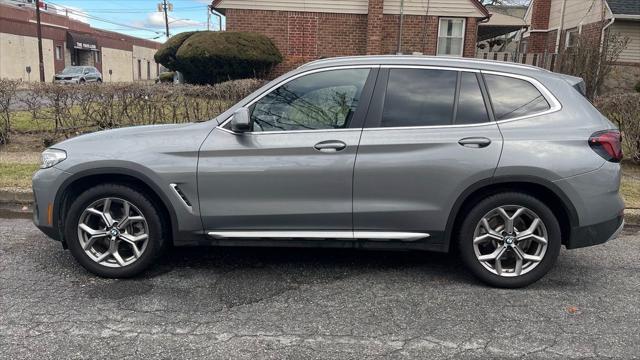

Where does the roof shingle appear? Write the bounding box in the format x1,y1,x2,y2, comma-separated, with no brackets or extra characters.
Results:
607,0,640,16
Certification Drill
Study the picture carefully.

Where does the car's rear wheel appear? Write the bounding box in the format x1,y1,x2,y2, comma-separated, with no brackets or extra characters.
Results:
64,184,166,278
458,192,561,288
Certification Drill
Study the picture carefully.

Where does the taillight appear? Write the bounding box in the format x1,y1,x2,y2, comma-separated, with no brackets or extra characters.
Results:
589,130,623,162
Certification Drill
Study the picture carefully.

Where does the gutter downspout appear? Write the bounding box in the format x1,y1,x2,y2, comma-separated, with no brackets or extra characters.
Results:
397,0,404,54
555,0,566,53
595,2,615,97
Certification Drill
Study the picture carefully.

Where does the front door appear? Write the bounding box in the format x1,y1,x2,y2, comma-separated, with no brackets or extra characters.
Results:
198,67,377,233
353,67,503,244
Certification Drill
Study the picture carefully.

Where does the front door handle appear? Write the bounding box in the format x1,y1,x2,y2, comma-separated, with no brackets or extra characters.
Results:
458,137,492,148
314,140,347,152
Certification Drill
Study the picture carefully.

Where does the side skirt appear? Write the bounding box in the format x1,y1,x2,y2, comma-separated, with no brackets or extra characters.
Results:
207,230,430,241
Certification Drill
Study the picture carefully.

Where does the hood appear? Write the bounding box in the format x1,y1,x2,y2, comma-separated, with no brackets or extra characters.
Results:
55,123,195,147
52,122,216,163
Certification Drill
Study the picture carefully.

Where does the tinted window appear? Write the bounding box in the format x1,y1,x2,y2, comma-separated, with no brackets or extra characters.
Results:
382,69,457,127
484,74,550,120
250,68,370,132
455,72,489,124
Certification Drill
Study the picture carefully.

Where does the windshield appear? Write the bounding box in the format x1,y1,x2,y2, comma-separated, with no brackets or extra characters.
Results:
60,67,85,75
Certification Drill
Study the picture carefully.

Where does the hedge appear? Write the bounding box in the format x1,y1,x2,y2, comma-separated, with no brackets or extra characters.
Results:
154,31,282,84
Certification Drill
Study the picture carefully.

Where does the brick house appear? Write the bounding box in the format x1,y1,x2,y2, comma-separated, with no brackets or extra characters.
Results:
519,0,639,91
212,0,490,74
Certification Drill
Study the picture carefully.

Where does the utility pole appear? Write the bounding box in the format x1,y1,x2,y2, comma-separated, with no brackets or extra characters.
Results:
161,0,171,39
207,5,211,31
35,0,45,82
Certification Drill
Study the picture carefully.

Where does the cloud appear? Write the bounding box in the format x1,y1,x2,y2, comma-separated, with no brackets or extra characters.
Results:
142,12,202,29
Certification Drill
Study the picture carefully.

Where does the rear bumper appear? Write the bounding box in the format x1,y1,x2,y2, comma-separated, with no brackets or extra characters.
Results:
567,215,624,249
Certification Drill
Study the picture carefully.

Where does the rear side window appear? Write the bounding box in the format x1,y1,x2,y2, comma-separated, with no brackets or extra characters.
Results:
381,69,457,127
484,74,550,120
456,72,489,124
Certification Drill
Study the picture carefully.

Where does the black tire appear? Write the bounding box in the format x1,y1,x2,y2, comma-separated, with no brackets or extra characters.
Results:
64,183,167,278
96,78,102,83
458,192,561,288
79,79,86,84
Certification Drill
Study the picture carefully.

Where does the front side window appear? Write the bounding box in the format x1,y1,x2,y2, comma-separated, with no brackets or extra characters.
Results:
250,68,370,132
381,68,457,127
437,18,465,56
484,74,550,120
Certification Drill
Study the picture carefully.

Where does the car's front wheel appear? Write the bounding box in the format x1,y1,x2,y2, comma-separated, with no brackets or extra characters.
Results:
64,184,166,278
458,192,561,288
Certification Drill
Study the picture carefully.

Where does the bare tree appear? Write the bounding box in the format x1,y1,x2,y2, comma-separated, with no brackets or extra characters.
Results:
557,24,629,100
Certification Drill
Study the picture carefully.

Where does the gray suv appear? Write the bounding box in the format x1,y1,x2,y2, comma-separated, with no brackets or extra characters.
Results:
32,56,624,287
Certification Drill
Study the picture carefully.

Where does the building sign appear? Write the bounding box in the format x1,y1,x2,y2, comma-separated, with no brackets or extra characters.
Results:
74,41,97,50
67,31,98,51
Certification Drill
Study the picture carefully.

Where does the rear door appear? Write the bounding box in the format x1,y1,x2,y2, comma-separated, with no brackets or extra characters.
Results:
198,67,377,233
353,67,503,244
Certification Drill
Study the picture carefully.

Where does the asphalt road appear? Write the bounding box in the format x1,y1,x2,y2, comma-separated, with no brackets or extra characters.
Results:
1,218,640,359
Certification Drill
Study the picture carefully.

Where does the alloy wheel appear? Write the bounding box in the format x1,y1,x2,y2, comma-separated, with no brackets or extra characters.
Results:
77,197,149,268
472,205,548,277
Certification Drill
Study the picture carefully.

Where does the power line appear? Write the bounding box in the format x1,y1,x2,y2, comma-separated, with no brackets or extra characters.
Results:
47,1,165,34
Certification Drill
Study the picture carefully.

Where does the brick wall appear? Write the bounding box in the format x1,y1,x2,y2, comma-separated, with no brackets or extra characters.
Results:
366,0,384,54
226,8,368,76
530,0,551,30
225,7,482,76
381,15,438,55
528,0,552,53
463,17,478,57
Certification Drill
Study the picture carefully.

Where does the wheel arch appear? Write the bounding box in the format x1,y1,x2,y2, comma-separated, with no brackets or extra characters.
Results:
444,176,579,252
54,168,178,246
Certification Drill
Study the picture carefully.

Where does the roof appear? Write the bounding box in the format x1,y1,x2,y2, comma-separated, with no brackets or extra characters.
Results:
213,0,490,18
478,11,527,41
485,4,527,19
298,55,552,76
607,0,640,16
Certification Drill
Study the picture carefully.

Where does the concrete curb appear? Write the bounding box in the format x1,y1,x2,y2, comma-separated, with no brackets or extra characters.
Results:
0,189,33,204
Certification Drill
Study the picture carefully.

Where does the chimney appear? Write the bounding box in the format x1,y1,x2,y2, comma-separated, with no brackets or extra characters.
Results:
366,0,384,54
528,0,552,53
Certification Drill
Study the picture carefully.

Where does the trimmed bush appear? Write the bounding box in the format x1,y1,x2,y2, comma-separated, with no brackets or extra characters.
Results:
154,31,282,84
154,31,197,70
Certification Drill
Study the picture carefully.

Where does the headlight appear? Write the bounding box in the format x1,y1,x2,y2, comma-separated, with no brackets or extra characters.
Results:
41,149,67,169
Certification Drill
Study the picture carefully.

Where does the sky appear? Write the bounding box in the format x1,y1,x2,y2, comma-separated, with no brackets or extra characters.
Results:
43,0,224,42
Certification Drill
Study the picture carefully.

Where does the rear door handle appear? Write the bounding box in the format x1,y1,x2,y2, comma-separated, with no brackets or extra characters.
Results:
314,140,347,152
458,137,491,148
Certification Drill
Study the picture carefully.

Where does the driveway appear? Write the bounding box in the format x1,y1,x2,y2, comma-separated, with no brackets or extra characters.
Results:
1,218,639,359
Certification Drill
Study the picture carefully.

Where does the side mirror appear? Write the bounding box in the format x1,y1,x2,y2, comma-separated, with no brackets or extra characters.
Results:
231,108,252,133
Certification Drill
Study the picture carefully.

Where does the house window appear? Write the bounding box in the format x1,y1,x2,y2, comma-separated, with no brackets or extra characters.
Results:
147,61,151,80
94,51,100,63
565,28,579,49
55,46,62,60
437,18,465,56
137,59,142,80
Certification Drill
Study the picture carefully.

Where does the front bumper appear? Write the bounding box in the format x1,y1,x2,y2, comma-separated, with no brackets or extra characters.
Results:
53,79,80,84
567,215,624,249
32,166,71,243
